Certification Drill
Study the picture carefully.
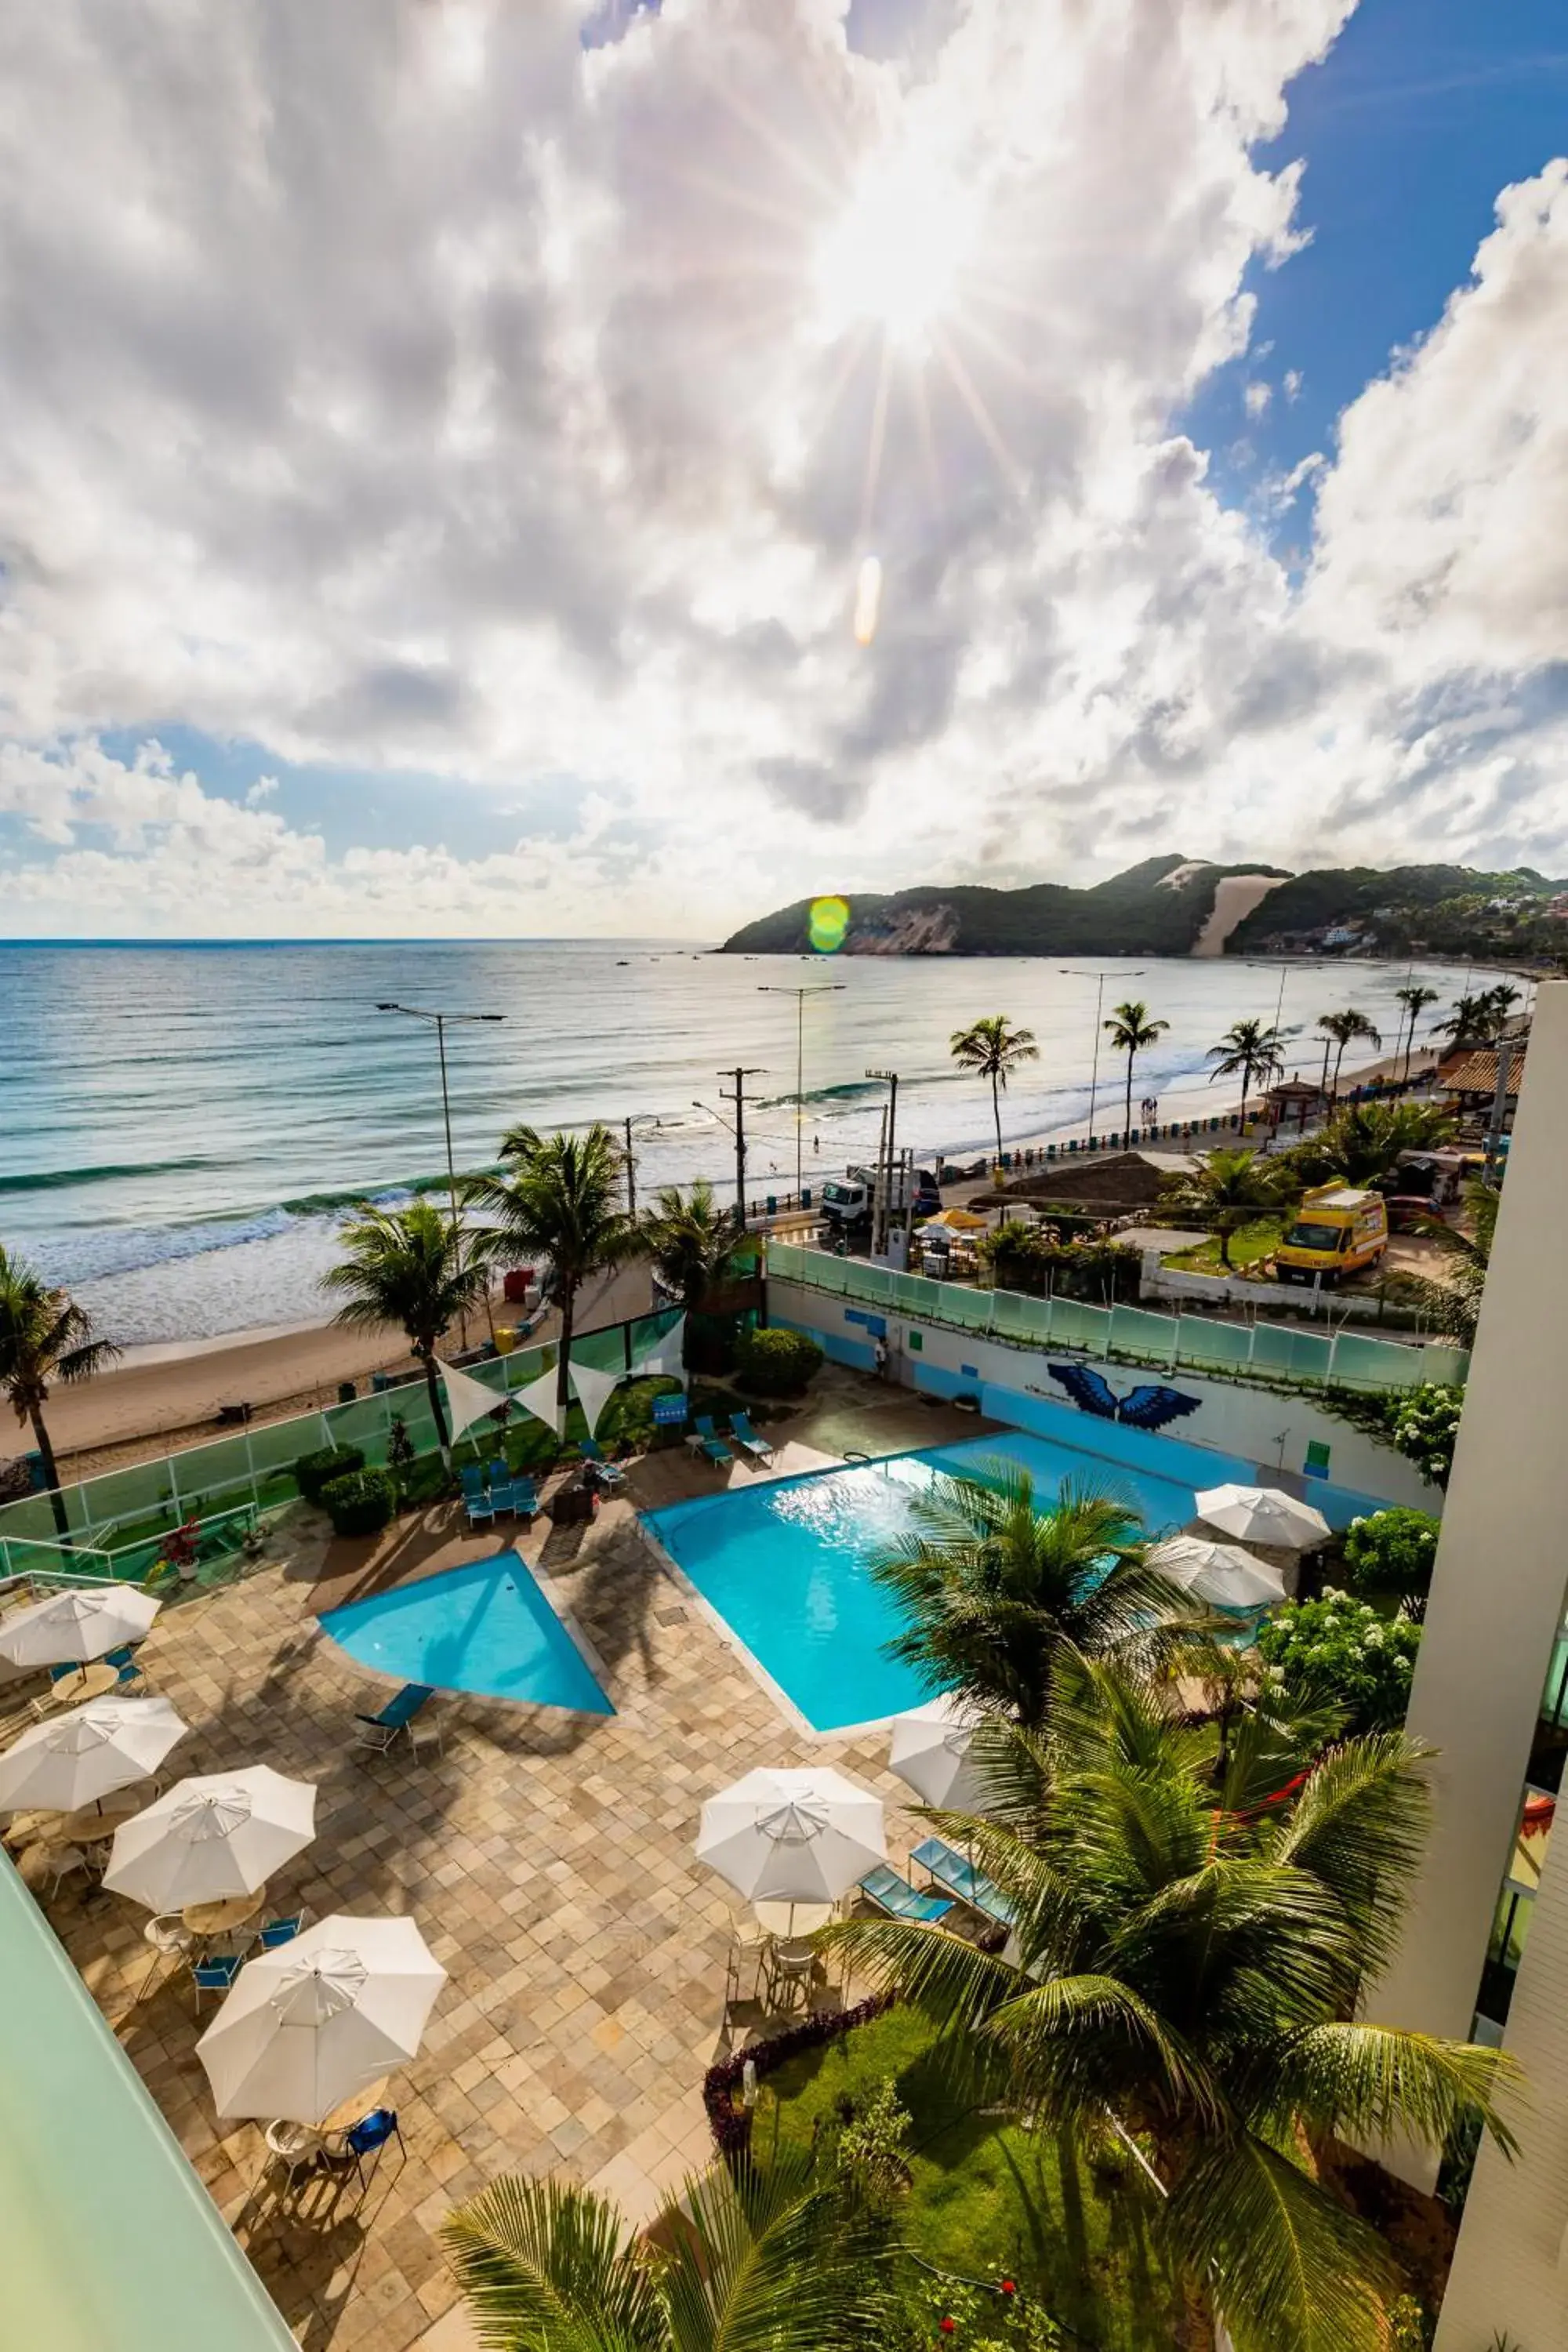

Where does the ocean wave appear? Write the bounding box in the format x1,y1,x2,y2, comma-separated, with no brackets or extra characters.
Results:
0,1156,223,1196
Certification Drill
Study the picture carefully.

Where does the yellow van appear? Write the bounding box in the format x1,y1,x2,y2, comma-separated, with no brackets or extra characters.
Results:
1275,1184,1389,1287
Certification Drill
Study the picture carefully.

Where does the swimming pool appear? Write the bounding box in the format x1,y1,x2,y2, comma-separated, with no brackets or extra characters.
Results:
320,1549,612,1713
643,1424,1383,1734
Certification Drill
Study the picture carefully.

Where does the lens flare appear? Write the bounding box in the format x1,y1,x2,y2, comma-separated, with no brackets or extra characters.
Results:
853,554,882,645
808,896,851,954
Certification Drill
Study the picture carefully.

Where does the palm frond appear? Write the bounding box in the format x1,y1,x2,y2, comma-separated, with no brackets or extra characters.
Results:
820,1915,1019,2031
983,1971,1226,2128
1247,2020,1519,2159
659,2151,891,2352
441,2172,662,2352
1110,1863,1356,2036
1163,2129,1400,2352
1269,1733,1433,1975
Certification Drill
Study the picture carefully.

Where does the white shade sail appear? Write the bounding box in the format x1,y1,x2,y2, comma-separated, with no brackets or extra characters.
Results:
568,1356,622,1439
103,1766,318,1911
1148,1535,1287,1613
0,1695,188,1815
696,1767,885,1904
437,1358,508,1447
0,1584,161,1669
1194,1485,1331,1551
888,1694,989,1812
196,1912,446,2125
510,1360,565,1439
630,1315,688,1387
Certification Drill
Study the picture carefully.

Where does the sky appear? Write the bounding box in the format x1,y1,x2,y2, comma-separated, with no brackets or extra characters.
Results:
2,0,1567,940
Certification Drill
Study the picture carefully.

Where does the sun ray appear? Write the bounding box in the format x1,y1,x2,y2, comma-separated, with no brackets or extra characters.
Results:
858,333,894,541
930,325,1027,498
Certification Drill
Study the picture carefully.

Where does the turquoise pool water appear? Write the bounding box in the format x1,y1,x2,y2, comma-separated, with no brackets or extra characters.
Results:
320,1549,612,1712
644,1423,1383,1733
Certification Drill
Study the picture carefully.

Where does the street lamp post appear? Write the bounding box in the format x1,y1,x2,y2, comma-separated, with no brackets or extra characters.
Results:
866,1068,899,1257
758,984,845,1201
1058,969,1144,1142
375,1002,506,1341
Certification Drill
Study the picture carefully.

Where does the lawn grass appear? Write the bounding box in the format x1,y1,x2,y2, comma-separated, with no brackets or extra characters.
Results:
757,2007,1185,2351
1163,1217,1282,1276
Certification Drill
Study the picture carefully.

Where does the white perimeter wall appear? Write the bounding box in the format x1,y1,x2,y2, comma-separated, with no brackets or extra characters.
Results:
768,1277,1442,1510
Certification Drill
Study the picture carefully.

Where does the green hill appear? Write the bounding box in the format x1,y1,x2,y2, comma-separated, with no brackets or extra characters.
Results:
720,858,1287,957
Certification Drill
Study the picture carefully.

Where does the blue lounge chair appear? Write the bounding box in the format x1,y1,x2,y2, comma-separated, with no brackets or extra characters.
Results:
579,1438,626,1488
459,1463,495,1529
729,1411,775,1466
485,1461,515,1517
355,1682,435,1754
859,1864,953,1925
191,1954,244,2009
691,1415,734,1467
102,1644,147,1692
510,1475,539,1519
911,1836,1015,1929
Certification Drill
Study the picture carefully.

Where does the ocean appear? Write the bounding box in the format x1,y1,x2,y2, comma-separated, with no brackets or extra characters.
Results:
0,940,1457,1345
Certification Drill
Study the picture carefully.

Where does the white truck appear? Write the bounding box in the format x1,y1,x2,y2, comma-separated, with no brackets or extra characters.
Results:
818,1163,940,1237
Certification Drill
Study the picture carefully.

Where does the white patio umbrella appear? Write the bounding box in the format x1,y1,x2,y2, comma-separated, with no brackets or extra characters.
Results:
1194,1484,1331,1552
102,1765,318,1910
0,1694,188,1815
0,1584,161,1670
196,1913,446,2125
1148,1536,1286,1614
888,1694,989,1813
696,1767,886,1908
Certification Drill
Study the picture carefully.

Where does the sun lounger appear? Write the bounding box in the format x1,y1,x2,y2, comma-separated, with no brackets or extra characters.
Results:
911,1836,1014,1929
459,1464,495,1529
579,1438,626,1488
690,1415,734,1467
728,1411,775,1465
354,1683,436,1753
509,1475,539,1519
859,1864,953,1925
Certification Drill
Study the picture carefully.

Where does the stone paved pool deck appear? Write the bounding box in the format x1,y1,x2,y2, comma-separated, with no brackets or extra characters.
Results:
7,1374,991,2350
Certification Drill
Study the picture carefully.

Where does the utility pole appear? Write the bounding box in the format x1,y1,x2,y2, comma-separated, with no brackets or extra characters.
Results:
758,983,844,1201
718,1067,764,1230
1059,969,1143,1142
1484,1035,1513,1184
867,1069,899,1257
376,1001,506,1349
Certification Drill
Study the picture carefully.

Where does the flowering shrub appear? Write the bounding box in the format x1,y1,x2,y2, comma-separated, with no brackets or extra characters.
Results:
1257,1590,1421,1733
1388,1383,1465,1488
880,2273,1068,2352
1341,1508,1441,1621
703,1993,895,2157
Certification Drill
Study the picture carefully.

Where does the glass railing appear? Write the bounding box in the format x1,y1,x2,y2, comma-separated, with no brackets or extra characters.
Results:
765,1243,1469,1396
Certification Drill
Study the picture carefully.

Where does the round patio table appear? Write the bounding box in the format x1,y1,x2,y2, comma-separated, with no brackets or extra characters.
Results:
53,1790,151,1845
183,1889,268,1939
753,1900,833,1937
319,2074,390,2136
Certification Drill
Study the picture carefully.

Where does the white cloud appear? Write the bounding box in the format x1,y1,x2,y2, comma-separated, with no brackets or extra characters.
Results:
1243,380,1272,417
0,0,1565,939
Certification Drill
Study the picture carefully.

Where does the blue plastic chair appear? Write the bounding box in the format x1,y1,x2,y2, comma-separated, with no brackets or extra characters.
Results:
343,2107,403,2187
729,1412,775,1465
579,1439,626,1488
859,1864,953,1925
102,1644,147,1691
691,1416,733,1466
485,1461,515,1517
510,1475,539,1518
259,1912,306,1950
191,1954,244,2009
355,1682,435,1753
459,1463,495,1528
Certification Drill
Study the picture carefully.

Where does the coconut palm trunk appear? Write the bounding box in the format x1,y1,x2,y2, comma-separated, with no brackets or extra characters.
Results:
422,1347,450,1454
29,1407,68,1540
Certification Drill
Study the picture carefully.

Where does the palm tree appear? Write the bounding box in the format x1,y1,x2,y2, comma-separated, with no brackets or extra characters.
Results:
1393,984,1440,1080
1315,1008,1382,1103
0,1246,120,1539
1435,985,1518,1051
1206,1018,1286,1131
828,1664,1515,2352
871,1466,1196,1726
321,1200,492,1454
1399,1177,1498,1347
465,1125,637,1416
635,1179,747,1368
1103,999,1169,1142
443,2148,888,2352
1289,1099,1456,1190
1160,1146,1291,1269
949,1014,1040,1167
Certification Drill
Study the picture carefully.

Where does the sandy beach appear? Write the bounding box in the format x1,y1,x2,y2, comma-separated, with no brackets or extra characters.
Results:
35,1264,655,1485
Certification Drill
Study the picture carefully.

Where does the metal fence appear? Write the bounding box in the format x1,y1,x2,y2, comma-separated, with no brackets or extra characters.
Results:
0,1306,684,1579
765,1243,1470,1395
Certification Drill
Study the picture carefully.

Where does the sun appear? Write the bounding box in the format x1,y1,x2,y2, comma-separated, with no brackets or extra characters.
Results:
814,148,977,350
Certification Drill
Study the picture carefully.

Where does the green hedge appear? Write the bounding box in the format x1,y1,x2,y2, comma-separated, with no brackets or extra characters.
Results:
294,1444,366,1505
735,1326,823,1397
320,1467,395,1537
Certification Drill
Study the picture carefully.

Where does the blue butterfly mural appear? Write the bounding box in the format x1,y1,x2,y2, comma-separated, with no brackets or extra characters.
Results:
1047,1362,1201,1433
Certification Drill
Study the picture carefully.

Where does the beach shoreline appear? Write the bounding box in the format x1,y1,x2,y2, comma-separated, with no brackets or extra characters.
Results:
16,1040,1443,1487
